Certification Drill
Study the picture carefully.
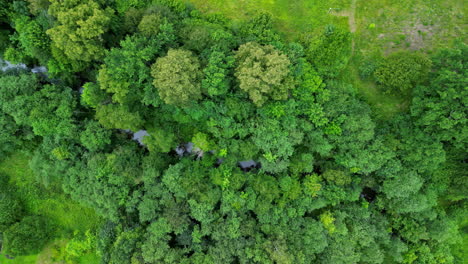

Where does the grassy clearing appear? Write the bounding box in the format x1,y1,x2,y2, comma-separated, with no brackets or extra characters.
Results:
0,152,101,264
338,56,408,120
187,0,465,118
0,255,37,264
186,0,351,40
355,0,465,55
0,152,101,235
351,0,464,118
77,253,101,264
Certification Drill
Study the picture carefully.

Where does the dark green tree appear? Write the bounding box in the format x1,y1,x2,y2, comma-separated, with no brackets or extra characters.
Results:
374,51,431,94
2,216,51,256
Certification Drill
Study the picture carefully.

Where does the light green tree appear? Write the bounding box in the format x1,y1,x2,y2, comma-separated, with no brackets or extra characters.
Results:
46,0,114,62
151,49,202,106
235,42,291,106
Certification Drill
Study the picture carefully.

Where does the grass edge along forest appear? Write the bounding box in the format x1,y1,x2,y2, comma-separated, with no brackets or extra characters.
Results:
0,151,101,264
187,0,465,119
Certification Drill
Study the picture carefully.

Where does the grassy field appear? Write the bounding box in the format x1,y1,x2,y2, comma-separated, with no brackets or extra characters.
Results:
0,152,101,264
187,0,465,118
186,0,351,40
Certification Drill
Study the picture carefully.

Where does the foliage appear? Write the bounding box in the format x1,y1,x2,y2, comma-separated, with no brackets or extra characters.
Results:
95,104,143,131
138,14,162,36
80,120,112,152
0,113,23,157
64,230,96,263
0,191,24,231
64,145,142,221
411,42,467,149
202,50,235,97
239,13,281,44
11,15,50,64
374,51,431,94
235,42,292,106
0,0,465,263
29,84,77,137
307,25,352,78
46,0,114,62
151,49,202,106
2,216,52,256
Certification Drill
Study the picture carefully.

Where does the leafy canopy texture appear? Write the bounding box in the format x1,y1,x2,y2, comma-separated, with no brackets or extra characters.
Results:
235,42,291,106
151,49,202,106
374,51,431,94
46,0,113,62
411,42,467,149
307,25,352,78
2,216,51,256
0,0,466,263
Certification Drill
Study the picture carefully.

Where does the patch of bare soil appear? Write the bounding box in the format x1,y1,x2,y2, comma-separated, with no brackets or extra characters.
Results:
402,20,436,50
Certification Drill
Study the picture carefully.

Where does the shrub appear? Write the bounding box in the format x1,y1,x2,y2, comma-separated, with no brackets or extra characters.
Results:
2,216,52,256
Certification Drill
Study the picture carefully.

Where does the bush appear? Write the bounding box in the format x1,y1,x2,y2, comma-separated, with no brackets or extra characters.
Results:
307,25,352,78
2,216,52,256
358,57,380,80
65,230,96,263
374,51,431,94
0,192,24,231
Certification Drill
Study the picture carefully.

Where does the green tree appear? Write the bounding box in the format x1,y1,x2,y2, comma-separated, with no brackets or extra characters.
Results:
98,34,162,107
251,116,304,173
26,0,50,15
411,43,467,149
151,49,202,106
141,218,181,263
307,25,352,78
382,170,423,199
0,74,38,126
192,132,213,152
46,0,114,62
0,192,24,231
0,113,23,157
180,19,234,52
109,228,143,264
239,13,281,44
374,51,431,94
2,216,51,256
10,15,50,64
322,169,351,186
0,74,78,138
81,82,109,108
29,84,77,137
138,13,162,37
202,50,235,97
95,104,143,131
64,230,96,263
235,42,291,106
143,128,176,153
80,120,112,152
63,145,142,221
292,60,329,127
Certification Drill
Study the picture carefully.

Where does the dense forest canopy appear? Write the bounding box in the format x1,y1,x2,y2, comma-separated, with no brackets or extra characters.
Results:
0,0,466,263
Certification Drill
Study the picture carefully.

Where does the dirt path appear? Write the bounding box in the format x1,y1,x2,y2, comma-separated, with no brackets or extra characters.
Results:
350,0,356,33
350,0,356,53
